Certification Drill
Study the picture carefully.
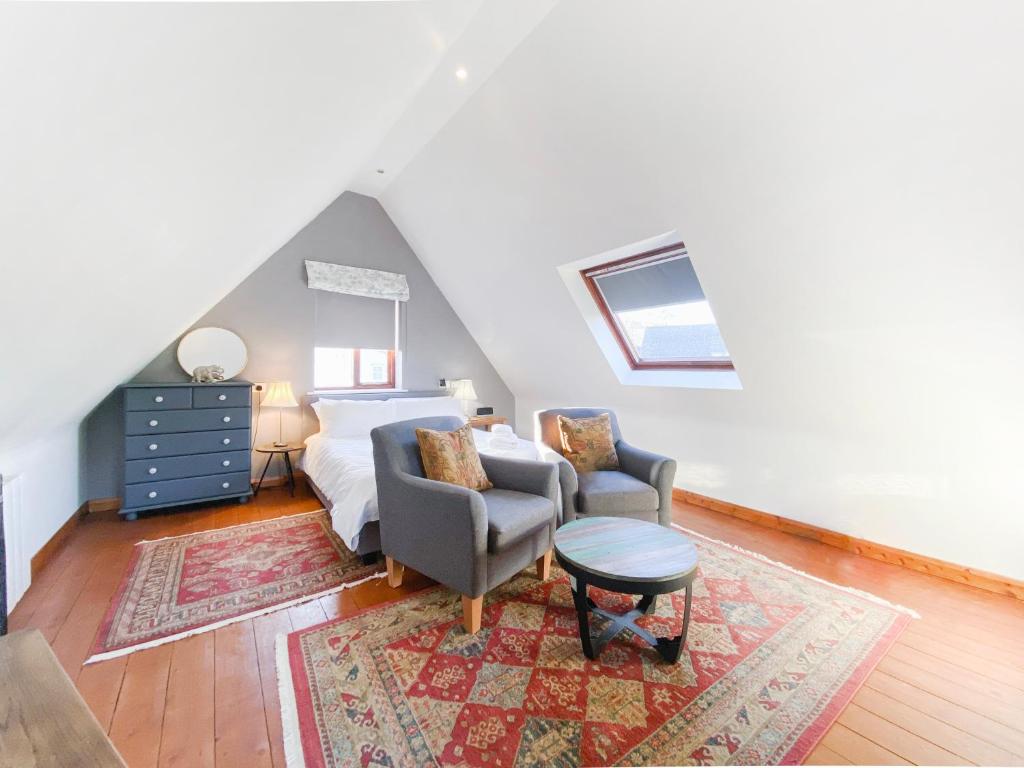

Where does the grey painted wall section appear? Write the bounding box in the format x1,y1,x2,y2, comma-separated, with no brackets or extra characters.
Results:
84,192,514,499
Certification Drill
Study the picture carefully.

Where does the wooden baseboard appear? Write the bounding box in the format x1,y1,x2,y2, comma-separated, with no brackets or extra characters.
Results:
673,488,1024,601
30,503,88,579
87,497,121,514
254,470,306,489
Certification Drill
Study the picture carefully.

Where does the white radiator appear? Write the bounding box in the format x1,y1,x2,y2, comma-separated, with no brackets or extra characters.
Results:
2,474,30,612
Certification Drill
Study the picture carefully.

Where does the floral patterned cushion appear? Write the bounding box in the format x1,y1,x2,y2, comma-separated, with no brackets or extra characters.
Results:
415,423,493,491
557,413,620,472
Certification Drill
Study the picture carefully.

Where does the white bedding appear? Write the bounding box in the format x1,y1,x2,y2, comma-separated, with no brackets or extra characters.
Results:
302,428,539,550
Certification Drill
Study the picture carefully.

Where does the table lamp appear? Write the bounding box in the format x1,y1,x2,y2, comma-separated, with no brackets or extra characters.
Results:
263,381,298,447
449,378,478,417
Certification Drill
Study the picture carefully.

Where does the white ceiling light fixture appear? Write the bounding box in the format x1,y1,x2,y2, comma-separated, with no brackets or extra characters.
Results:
454,66,468,81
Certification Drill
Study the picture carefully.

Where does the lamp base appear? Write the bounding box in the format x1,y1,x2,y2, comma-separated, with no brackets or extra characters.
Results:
273,441,288,448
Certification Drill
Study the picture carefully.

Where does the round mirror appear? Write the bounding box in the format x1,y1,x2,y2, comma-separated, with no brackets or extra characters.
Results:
177,327,248,380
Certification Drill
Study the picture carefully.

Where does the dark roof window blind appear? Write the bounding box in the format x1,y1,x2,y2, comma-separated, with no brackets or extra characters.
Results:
581,242,732,370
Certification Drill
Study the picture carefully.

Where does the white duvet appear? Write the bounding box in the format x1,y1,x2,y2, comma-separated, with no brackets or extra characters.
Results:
302,429,539,550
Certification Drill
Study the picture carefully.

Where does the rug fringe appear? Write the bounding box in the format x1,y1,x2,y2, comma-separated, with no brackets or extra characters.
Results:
672,523,922,619
134,508,328,545
84,570,385,665
276,633,306,768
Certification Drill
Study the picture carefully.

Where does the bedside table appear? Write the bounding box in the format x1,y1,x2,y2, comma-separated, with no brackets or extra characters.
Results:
254,443,303,497
468,415,508,432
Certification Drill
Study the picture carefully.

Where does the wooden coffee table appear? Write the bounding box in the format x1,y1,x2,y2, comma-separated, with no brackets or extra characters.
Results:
554,516,699,663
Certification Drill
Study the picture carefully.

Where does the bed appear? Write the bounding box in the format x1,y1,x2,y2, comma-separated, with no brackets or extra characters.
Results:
301,393,538,561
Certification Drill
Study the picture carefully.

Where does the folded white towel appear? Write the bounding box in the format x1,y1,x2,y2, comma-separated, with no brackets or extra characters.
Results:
488,423,518,450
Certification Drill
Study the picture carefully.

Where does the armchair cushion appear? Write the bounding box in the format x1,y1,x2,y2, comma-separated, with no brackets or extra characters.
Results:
415,423,493,491
482,489,556,553
577,470,659,517
479,454,558,500
557,413,620,471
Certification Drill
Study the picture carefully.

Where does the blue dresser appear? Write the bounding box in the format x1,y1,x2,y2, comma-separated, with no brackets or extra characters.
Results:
121,381,254,520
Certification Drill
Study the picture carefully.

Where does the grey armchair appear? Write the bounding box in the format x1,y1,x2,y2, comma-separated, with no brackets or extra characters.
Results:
534,408,677,527
371,416,559,633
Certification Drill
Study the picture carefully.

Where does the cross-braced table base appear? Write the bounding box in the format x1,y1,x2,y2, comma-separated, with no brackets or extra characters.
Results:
570,581,693,663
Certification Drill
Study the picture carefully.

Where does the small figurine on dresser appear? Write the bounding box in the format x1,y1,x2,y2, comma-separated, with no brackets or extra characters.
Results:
191,365,225,383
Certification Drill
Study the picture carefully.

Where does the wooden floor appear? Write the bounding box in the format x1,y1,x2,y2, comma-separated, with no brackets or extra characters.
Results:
8,485,1024,767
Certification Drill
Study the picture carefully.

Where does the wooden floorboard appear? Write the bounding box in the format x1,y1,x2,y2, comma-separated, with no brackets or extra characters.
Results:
7,484,1023,766
159,633,215,768
108,644,173,768
214,620,273,768
252,610,294,768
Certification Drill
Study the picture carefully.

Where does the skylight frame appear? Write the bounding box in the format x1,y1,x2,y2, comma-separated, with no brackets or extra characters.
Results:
579,242,734,372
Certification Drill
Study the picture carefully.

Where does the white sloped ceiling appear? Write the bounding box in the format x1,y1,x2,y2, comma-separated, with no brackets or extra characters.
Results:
380,0,1024,578
0,0,490,453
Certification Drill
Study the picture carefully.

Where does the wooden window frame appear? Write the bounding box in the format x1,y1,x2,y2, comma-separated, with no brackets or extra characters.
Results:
580,242,734,371
317,348,396,390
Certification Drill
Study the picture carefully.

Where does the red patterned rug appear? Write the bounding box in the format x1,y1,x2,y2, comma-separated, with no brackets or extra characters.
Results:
277,528,915,767
88,510,382,663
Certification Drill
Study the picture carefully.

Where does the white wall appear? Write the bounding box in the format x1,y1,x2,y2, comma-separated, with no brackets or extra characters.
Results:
2,426,81,610
382,0,1024,579
0,1,481,456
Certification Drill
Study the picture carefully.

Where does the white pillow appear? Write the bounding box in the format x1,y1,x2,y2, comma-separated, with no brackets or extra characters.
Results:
313,398,398,439
393,396,466,422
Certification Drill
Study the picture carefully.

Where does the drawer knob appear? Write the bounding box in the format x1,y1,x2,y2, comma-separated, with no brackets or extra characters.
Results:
223,416,231,423
222,482,230,489
149,419,159,427
148,491,158,499
222,438,231,445
222,460,231,467
218,394,227,401
149,443,158,451
148,467,157,475
154,395,164,403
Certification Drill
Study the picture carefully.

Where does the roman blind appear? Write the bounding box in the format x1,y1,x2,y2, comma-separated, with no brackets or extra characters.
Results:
306,260,408,350
313,291,396,349
595,255,705,312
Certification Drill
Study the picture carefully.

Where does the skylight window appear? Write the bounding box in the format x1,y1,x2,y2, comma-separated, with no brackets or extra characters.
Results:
581,242,732,370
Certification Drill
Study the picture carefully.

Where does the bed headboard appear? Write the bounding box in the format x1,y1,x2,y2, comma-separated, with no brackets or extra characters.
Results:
307,389,450,403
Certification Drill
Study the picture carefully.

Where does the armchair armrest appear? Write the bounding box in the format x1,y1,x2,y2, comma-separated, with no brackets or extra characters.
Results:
536,443,579,524
378,472,489,595
615,441,677,526
480,455,558,501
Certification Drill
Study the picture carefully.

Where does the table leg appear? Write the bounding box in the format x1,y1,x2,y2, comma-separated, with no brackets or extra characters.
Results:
654,583,692,663
636,593,658,615
570,578,597,660
283,451,295,497
254,453,274,495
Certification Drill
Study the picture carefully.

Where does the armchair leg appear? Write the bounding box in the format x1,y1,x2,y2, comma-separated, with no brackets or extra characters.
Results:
536,549,552,580
462,595,483,634
386,556,404,588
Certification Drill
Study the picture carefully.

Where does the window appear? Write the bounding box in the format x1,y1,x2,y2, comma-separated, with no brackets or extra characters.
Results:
314,347,396,390
581,242,732,370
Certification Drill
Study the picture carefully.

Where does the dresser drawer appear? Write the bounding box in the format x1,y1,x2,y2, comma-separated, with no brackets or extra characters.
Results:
124,472,251,510
125,450,251,484
125,429,249,459
193,386,250,409
126,407,249,435
125,387,191,411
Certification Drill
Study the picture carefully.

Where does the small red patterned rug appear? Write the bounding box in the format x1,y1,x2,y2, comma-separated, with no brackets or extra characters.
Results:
277,528,915,767
88,510,382,663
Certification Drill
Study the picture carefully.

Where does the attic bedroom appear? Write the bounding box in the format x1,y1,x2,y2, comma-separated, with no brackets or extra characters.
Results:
1,2,1021,767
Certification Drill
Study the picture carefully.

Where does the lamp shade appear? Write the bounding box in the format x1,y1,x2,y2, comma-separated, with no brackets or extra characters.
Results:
450,379,478,401
263,381,298,408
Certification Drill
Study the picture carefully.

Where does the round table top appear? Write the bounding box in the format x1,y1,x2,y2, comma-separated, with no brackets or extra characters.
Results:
554,516,698,585
255,443,304,453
